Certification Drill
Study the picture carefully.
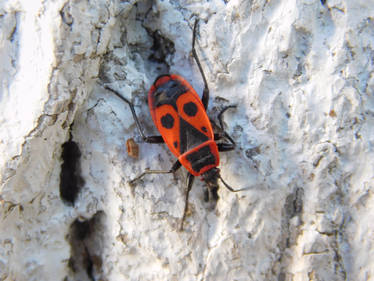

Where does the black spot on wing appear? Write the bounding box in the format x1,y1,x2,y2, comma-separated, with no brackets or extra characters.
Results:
201,126,207,132
173,141,178,148
161,113,174,129
183,102,198,116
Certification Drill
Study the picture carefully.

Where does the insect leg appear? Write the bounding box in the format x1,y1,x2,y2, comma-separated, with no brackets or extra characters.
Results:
192,19,210,110
102,85,164,143
142,136,164,143
218,105,237,131
180,172,195,231
129,160,181,185
204,185,219,202
219,174,247,192
216,105,237,146
204,189,209,202
217,143,235,152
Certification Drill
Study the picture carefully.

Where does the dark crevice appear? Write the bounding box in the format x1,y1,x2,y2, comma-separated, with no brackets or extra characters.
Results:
60,128,85,205
8,12,19,42
147,29,175,64
276,187,304,280
67,211,105,281
284,187,304,219
60,2,73,27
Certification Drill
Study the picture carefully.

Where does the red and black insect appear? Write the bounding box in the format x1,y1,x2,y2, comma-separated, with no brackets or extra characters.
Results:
103,19,245,230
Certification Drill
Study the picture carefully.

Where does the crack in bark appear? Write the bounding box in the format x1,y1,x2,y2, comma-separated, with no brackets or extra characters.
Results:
276,187,304,280
66,211,105,281
59,127,85,205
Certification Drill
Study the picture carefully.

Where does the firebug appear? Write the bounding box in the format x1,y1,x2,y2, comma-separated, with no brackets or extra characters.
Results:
103,19,246,230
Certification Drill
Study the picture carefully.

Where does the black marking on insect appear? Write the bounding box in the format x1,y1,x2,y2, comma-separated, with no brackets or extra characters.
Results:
161,113,175,129
185,145,217,173
183,102,198,116
153,78,188,109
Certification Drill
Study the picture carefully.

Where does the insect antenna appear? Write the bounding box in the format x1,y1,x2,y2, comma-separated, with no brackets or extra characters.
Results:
218,174,247,193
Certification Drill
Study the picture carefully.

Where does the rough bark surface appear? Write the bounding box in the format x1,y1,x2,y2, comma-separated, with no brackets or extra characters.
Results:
1,0,373,280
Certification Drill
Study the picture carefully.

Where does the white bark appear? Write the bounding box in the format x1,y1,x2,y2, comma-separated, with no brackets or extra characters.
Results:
1,0,373,280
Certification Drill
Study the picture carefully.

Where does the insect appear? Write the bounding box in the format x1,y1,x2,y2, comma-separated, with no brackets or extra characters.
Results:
103,19,246,230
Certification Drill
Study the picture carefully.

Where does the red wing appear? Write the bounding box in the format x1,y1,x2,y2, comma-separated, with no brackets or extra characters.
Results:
175,91,214,140
152,104,181,157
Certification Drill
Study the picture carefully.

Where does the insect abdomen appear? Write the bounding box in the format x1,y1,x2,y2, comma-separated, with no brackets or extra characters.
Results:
178,140,219,176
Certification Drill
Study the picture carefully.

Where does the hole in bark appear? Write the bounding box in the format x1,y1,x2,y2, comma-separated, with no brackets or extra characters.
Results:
67,211,105,281
147,29,175,64
59,133,84,205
